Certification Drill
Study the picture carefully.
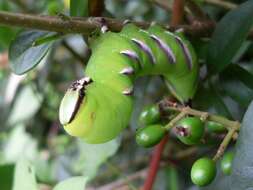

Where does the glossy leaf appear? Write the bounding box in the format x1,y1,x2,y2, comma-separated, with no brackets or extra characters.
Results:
207,0,253,74
230,101,253,189
220,65,253,107
9,30,53,75
70,0,88,16
193,84,232,118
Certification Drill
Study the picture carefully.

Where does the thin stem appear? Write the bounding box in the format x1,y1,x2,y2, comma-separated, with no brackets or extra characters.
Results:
205,0,237,10
143,136,169,190
173,147,198,159
212,122,240,161
89,0,105,16
105,162,138,190
164,111,186,130
160,101,240,130
0,11,149,35
0,10,218,38
171,0,185,26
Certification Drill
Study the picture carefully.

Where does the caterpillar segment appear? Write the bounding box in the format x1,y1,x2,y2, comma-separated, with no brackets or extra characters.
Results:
59,24,199,143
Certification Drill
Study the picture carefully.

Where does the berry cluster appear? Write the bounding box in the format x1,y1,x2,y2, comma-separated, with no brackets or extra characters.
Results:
135,104,235,186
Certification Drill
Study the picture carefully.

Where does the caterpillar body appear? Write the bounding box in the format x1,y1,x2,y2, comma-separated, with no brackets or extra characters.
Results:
59,24,198,144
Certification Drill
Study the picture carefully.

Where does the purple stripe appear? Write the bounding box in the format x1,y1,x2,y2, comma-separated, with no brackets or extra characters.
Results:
174,36,193,69
120,50,142,69
164,31,193,69
131,38,156,65
119,67,135,75
150,34,176,64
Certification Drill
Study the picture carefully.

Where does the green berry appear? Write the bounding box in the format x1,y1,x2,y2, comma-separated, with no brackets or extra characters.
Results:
136,124,166,148
206,121,226,133
191,157,216,186
221,151,234,175
175,117,204,145
139,105,160,125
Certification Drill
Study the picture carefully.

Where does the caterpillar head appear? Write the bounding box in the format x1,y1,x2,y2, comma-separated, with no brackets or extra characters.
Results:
59,77,133,144
59,77,92,125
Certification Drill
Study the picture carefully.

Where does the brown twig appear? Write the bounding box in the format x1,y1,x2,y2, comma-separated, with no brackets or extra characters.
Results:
88,168,147,190
171,0,185,26
0,10,214,38
89,0,105,16
0,11,149,35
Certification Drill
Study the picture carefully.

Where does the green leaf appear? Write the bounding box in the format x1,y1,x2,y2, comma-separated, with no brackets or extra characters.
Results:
230,101,253,189
9,30,53,75
3,125,38,162
220,65,253,107
53,176,88,190
70,0,88,17
13,159,38,190
7,85,43,126
0,164,15,190
71,139,119,179
207,0,253,74
193,83,232,118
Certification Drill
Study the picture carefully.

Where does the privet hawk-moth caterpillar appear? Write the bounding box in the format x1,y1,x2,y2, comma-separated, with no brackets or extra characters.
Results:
59,24,198,144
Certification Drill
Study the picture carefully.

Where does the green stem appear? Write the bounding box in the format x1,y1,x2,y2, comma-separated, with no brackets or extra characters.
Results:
212,122,240,161
162,104,240,131
164,111,186,130
32,33,63,46
161,101,241,160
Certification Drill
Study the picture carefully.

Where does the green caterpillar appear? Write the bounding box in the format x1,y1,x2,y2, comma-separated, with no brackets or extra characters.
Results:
59,24,198,144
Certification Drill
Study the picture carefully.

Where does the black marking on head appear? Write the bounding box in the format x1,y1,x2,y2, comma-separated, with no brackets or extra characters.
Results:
122,87,134,96
119,67,135,75
68,89,84,123
120,50,142,69
70,77,93,91
150,34,176,64
131,38,156,65
67,77,93,123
